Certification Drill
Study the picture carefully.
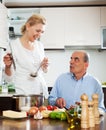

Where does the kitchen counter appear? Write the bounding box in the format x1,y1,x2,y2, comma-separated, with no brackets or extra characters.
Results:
102,85,106,88
0,114,106,130
0,93,13,97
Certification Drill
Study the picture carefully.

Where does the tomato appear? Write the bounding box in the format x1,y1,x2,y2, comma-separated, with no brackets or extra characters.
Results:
47,105,53,110
53,106,58,110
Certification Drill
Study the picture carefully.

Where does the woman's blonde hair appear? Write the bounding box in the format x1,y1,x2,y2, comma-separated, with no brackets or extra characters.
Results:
21,14,46,34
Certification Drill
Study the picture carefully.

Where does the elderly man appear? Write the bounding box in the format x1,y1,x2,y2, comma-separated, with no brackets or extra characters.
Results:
48,50,105,113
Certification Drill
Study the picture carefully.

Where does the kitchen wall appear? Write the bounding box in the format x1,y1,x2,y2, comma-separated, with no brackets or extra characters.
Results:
43,49,106,87
7,7,106,87
0,48,106,88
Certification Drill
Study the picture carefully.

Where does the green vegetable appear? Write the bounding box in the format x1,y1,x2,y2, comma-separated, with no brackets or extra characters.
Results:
60,112,67,120
69,108,74,115
55,112,62,119
49,112,57,119
49,111,67,120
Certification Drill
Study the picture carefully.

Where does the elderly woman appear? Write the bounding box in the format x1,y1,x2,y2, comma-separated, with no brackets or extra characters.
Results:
3,14,49,98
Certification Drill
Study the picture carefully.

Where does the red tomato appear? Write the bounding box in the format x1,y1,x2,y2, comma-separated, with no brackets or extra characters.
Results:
47,105,53,110
53,106,58,110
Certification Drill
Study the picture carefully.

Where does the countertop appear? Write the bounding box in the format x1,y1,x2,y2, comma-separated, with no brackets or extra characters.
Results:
0,114,106,130
102,85,106,88
0,85,105,97
0,93,13,97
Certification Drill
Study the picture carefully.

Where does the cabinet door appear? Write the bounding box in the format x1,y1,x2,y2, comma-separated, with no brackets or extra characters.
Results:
100,7,106,26
40,8,65,49
102,88,106,108
65,7,100,46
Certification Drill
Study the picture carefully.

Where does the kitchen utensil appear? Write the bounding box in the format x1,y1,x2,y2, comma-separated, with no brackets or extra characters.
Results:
12,94,44,111
64,106,68,110
8,42,16,70
30,65,41,77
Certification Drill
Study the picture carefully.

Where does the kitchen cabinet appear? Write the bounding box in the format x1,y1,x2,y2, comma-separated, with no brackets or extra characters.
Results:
102,87,106,108
40,8,65,49
0,96,15,111
64,7,101,46
8,8,40,36
8,19,26,37
8,7,102,48
100,7,106,26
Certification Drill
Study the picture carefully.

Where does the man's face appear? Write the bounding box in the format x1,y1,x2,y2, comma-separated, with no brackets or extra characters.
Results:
69,52,88,75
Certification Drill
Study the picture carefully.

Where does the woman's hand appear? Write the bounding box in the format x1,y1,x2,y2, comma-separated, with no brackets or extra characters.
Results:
41,57,49,72
3,53,13,68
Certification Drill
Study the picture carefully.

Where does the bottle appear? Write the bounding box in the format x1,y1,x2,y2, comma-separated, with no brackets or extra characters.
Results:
7,82,15,93
2,80,8,94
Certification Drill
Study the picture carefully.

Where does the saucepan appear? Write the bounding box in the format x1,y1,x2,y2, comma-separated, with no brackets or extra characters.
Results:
12,94,44,111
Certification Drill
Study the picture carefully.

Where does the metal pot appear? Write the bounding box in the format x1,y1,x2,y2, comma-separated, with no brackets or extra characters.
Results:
12,94,44,111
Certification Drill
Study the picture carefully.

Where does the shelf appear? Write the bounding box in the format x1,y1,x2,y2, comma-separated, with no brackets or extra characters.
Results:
9,19,26,24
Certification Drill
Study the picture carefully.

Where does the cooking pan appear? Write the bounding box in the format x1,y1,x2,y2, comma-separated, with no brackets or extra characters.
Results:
12,94,44,111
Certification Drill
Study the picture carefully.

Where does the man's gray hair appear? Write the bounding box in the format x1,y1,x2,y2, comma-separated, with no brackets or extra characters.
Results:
83,52,90,63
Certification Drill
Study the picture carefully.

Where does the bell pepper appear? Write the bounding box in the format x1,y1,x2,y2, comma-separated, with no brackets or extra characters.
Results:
49,111,67,120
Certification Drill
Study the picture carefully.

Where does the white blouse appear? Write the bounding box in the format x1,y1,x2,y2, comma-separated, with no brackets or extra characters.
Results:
4,38,48,99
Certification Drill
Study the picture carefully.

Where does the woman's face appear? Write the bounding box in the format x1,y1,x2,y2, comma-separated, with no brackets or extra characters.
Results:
26,23,46,42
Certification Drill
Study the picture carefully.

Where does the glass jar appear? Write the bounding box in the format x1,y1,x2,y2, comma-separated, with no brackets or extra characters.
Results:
7,82,15,93
2,81,8,94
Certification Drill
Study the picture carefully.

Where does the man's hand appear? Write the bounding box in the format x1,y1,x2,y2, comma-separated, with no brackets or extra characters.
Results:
56,97,66,108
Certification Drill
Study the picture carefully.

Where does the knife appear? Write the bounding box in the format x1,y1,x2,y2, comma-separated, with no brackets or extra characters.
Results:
8,42,16,70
